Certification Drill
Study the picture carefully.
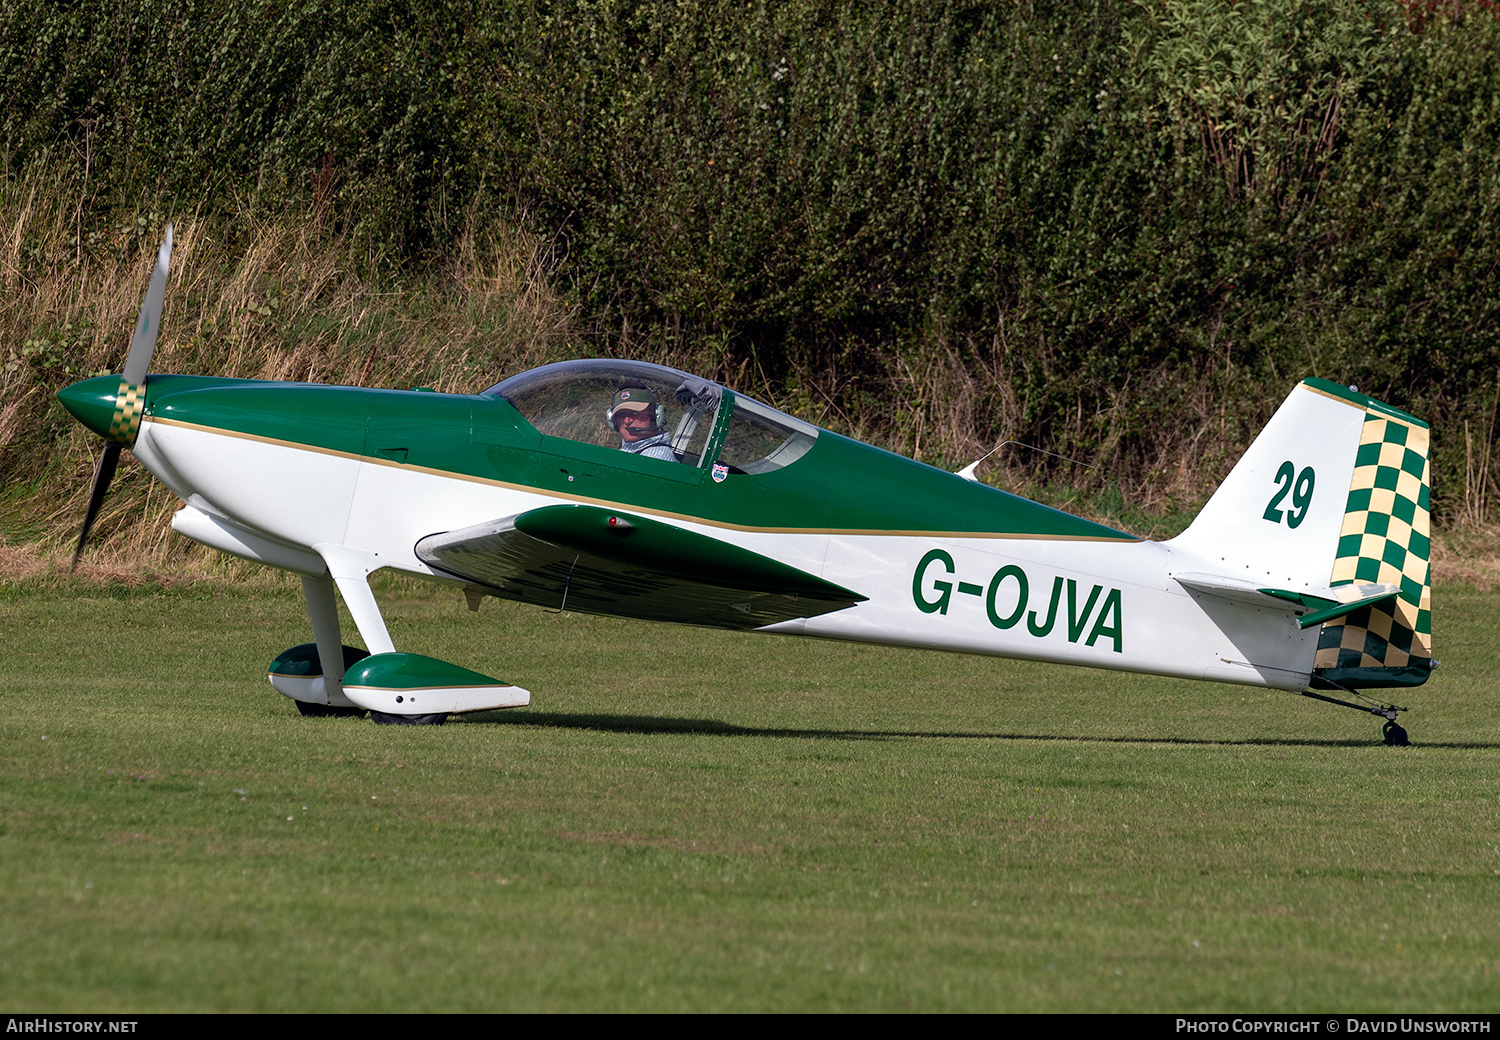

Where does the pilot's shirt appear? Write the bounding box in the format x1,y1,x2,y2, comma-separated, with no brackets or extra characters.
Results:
621,431,676,462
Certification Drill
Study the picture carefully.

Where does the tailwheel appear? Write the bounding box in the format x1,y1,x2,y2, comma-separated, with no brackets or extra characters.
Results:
370,711,448,726
1301,689,1410,745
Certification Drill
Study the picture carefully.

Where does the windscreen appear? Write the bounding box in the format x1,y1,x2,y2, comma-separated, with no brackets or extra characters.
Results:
485,360,817,474
486,360,718,464
718,394,819,474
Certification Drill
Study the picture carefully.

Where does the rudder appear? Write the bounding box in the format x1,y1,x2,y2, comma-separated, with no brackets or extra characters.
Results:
1313,400,1433,689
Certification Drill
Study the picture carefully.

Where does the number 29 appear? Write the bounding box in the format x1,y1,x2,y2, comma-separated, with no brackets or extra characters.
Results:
1264,462,1315,528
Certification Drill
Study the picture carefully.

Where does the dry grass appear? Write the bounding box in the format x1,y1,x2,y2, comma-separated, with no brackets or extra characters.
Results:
4,210,577,391
1430,522,1500,589
1,162,1491,578
0,543,260,590
0,165,583,567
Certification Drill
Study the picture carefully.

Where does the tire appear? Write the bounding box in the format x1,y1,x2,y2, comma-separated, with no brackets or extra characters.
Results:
295,701,367,719
370,711,448,726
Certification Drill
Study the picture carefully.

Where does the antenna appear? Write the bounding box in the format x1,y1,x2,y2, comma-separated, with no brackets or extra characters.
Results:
955,440,1097,482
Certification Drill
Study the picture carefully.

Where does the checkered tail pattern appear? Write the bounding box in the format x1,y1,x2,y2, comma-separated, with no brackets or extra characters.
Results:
1313,408,1432,688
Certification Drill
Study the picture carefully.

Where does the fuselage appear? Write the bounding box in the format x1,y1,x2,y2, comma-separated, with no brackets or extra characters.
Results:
58,371,1322,691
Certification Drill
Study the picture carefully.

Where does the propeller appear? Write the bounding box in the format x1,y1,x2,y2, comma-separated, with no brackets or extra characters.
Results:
71,225,173,570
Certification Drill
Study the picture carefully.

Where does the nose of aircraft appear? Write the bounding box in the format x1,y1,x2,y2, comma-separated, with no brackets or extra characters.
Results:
57,374,134,442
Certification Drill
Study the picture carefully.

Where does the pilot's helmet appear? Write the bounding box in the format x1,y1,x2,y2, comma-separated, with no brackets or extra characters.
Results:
607,382,665,431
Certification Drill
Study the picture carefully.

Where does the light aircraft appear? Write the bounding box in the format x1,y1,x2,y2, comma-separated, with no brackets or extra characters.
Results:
57,230,1435,742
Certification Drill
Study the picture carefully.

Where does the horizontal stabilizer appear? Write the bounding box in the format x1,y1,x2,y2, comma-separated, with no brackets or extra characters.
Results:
1174,571,1400,629
416,504,865,630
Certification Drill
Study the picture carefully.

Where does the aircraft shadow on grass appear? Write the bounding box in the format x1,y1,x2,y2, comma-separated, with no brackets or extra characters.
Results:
456,710,1494,749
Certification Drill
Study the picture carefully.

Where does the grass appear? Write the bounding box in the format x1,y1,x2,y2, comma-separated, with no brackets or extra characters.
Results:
0,163,582,568
2,575,1498,1011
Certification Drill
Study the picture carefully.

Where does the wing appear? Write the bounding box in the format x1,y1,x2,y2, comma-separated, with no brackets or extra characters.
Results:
415,503,866,630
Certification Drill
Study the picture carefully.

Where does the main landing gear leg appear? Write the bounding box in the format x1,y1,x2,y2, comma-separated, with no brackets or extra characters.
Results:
299,573,366,718
311,544,452,726
1300,690,1409,746
313,544,396,656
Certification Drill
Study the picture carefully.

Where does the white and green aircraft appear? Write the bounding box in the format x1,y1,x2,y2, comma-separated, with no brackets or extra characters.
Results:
58,230,1435,741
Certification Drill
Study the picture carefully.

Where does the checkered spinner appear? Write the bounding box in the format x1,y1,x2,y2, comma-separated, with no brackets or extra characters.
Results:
107,380,145,444
1314,410,1432,670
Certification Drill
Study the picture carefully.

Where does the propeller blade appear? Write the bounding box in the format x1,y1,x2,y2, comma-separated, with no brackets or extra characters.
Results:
121,224,173,387
69,225,173,569
71,441,122,571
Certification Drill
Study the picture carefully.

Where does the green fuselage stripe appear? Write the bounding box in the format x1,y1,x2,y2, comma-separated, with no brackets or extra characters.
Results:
143,379,1139,542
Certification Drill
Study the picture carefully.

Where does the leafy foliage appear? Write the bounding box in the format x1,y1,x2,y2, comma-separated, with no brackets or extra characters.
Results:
3,0,1500,522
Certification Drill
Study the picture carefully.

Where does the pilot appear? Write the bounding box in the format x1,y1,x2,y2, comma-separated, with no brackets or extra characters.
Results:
608,383,677,462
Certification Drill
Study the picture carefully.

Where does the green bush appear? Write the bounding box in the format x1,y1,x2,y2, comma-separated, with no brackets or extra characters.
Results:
3,0,1499,520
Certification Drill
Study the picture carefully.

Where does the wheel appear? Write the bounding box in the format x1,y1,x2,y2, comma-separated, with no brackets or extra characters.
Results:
295,701,367,719
370,711,448,726
1382,720,1410,746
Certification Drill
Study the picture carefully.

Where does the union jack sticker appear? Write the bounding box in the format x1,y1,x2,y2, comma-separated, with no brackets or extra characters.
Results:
711,462,728,483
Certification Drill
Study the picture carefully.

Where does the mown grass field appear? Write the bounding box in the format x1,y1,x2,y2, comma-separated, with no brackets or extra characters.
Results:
2,576,1497,1012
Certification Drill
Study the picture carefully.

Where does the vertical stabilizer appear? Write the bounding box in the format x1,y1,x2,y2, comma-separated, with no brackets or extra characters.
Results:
1168,379,1367,589
1168,378,1433,689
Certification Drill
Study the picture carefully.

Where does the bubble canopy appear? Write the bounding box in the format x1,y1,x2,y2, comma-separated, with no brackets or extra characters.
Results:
483,359,818,475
